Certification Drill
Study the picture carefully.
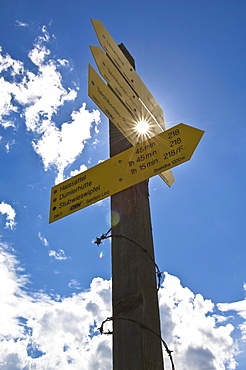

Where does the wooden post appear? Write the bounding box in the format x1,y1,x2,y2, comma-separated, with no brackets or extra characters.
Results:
110,44,164,369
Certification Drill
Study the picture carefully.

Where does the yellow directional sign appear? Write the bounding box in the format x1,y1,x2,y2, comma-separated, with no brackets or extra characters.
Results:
91,18,165,130
49,124,204,223
88,64,175,186
90,46,162,131
88,64,163,139
88,64,137,143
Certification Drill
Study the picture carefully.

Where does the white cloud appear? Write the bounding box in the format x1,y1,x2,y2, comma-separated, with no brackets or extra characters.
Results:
33,103,100,184
70,164,87,177
58,58,69,67
0,27,101,184
0,201,17,229
0,46,24,75
0,242,31,338
159,273,238,369
15,20,28,28
218,300,246,342
0,241,242,370
0,243,112,369
12,64,75,133
48,249,67,260
0,32,71,133
38,232,49,247
68,279,81,289
37,233,68,260
28,44,50,67
5,140,15,152
0,78,18,129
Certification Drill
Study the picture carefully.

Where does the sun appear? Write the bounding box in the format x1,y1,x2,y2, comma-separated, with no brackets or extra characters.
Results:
136,120,149,134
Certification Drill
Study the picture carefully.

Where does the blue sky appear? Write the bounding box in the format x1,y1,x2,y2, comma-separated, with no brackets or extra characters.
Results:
0,0,246,368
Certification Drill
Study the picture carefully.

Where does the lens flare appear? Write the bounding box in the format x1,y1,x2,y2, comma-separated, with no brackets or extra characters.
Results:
99,251,104,258
111,211,120,226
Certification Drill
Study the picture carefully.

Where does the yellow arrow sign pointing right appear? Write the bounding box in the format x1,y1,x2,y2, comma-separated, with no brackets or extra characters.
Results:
49,123,204,223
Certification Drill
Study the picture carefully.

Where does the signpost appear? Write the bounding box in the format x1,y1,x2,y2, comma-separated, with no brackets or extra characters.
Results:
49,124,204,223
49,18,205,370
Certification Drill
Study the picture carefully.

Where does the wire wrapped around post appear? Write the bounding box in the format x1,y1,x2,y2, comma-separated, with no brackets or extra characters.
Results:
98,316,175,370
93,229,164,290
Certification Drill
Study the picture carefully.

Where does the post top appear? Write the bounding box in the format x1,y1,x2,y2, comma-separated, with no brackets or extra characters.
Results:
118,43,135,69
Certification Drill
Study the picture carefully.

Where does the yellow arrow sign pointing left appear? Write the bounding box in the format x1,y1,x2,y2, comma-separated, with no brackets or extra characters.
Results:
90,18,165,129
90,45,162,131
88,64,175,187
49,123,204,223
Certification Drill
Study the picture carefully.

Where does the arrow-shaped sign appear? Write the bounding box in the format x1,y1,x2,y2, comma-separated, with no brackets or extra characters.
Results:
88,64,163,139
88,64,175,186
91,18,165,130
49,124,204,223
90,45,162,131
